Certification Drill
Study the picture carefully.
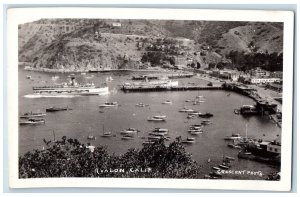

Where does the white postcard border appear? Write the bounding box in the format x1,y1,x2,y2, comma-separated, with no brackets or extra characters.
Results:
7,7,294,191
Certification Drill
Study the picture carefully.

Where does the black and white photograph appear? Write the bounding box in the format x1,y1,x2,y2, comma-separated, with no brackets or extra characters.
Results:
7,8,294,190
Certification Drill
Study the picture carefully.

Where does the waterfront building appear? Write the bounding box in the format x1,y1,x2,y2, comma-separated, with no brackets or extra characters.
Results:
249,78,281,84
270,71,283,79
210,69,239,81
250,67,270,77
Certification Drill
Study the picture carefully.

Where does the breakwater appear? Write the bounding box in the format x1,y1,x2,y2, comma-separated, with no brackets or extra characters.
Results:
121,85,223,92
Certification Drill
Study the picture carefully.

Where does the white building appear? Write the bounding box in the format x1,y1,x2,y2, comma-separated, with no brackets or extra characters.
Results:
250,78,281,84
270,71,283,79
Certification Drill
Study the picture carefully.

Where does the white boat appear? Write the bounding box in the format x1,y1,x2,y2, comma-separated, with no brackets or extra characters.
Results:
101,125,112,137
147,117,166,122
136,103,148,107
150,128,168,135
224,133,242,140
179,108,194,113
153,128,168,132
101,132,112,137
190,125,203,130
85,75,94,79
87,135,96,140
189,129,204,135
162,100,172,104
182,137,196,144
219,164,230,169
212,167,221,171
201,120,212,125
153,115,166,119
19,118,45,125
120,128,139,135
106,76,114,82
188,111,202,116
99,102,118,108
51,76,59,80
33,77,108,96
20,112,46,118
81,72,86,75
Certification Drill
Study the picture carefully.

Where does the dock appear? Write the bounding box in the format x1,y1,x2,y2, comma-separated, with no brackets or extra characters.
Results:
121,85,223,92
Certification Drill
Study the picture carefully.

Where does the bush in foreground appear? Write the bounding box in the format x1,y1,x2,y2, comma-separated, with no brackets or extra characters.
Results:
19,137,200,178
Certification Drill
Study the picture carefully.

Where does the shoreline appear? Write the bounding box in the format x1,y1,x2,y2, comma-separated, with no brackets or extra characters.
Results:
22,66,172,74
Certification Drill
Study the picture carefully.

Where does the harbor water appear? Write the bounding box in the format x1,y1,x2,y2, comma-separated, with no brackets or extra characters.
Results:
19,68,281,180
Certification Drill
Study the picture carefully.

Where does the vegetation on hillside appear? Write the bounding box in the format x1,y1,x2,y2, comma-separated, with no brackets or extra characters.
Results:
226,51,283,72
19,19,283,71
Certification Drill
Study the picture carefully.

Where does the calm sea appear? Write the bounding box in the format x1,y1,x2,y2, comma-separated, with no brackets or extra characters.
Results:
18,68,281,180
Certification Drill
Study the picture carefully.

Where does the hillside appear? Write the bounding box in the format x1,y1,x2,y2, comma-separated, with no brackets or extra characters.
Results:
18,19,283,71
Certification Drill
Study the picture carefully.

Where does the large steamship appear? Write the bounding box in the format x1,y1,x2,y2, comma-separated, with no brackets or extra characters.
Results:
32,77,109,96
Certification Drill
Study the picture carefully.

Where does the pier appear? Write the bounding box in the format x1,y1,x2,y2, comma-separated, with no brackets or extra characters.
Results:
121,85,223,92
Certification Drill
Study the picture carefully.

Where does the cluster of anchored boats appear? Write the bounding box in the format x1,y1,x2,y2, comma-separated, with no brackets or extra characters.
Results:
204,156,235,179
19,107,71,125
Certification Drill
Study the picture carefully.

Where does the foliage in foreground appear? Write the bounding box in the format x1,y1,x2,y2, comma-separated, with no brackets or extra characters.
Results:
19,137,200,178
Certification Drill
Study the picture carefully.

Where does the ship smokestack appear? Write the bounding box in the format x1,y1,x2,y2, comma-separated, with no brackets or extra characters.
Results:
71,76,75,86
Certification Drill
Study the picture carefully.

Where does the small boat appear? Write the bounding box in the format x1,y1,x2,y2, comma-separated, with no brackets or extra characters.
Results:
147,117,166,122
136,103,148,107
179,108,194,113
26,75,31,79
218,164,230,169
46,106,68,112
121,134,134,140
188,111,202,116
162,100,172,104
152,128,169,134
185,100,192,102
99,102,118,108
101,132,112,137
212,167,220,171
87,135,96,140
182,137,196,144
20,112,46,118
120,128,139,135
81,72,86,75
225,156,235,161
190,125,203,130
209,172,222,178
153,115,166,119
106,76,113,82
190,130,204,135
51,76,59,80
19,118,45,125
85,75,94,79
196,95,204,98
224,133,242,140
201,120,212,125
198,113,214,118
